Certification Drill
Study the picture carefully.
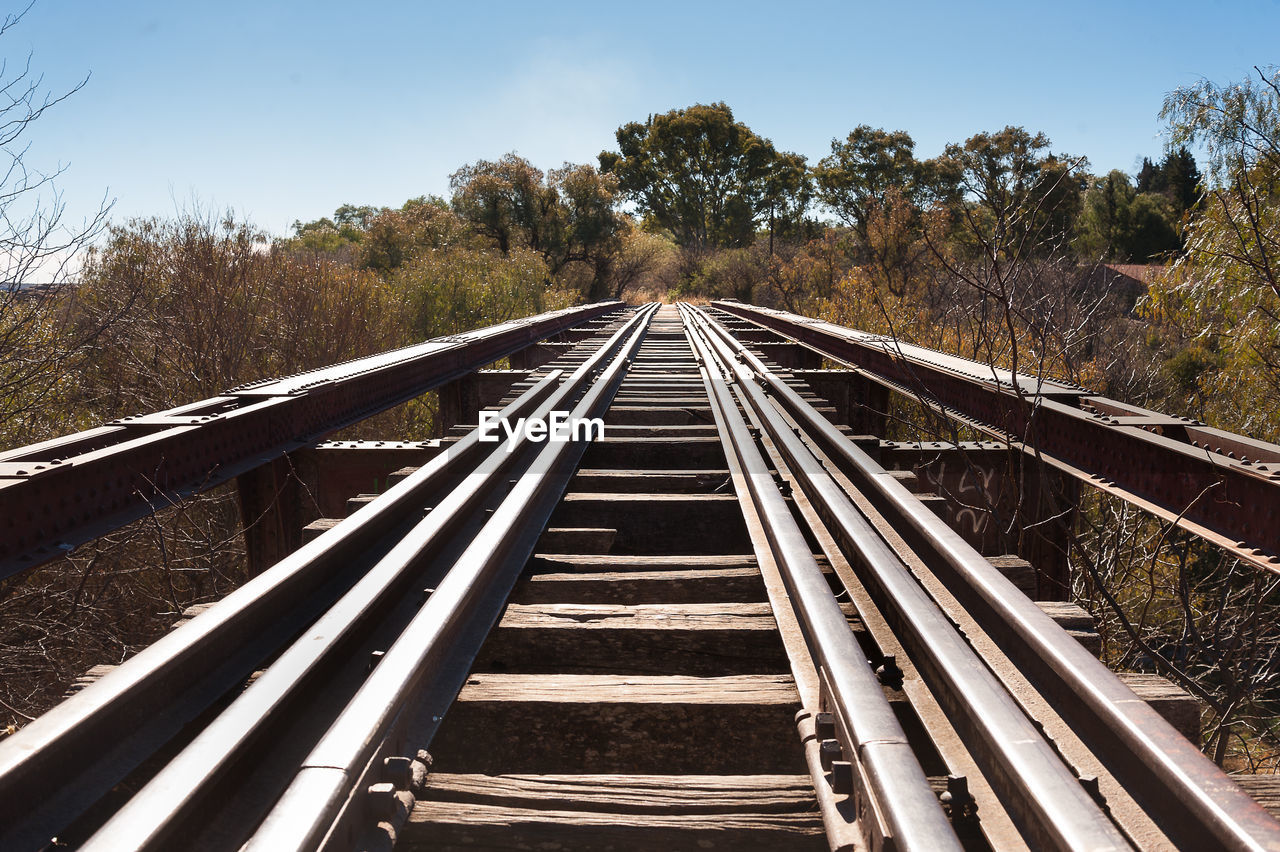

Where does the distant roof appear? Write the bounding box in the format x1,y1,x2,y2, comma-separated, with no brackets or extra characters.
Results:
1102,264,1164,284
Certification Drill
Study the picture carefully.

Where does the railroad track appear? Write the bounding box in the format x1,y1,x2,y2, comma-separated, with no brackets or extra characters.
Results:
2,304,1279,850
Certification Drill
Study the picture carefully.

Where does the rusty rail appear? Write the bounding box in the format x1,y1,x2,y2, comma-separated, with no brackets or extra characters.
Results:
699,304,1280,851
712,300,1280,571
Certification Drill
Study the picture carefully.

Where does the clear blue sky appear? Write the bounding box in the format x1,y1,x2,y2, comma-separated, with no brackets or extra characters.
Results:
10,0,1280,240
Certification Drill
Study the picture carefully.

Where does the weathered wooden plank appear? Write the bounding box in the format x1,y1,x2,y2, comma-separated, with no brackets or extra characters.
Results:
1233,775,1280,819
597,425,720,439
454,673,799,703
475,603,789,675
512,566,766,605
430,674,805,774
420,773,818,814
1035,601,1101,655
63,665,117,698
581,437,725,469
548,493,749,554
603,406,713,426
987,554,1038,598
1034,600,1096,631
400,802,826,851
300,516,341,544
1117,672,1200,744
570,469,731,493
528,554,757,573
535,528,616,554
345,493,378,515
497,601,780,628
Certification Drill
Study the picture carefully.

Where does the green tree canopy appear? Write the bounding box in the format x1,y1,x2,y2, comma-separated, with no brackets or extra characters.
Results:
1074,170,1181,262
812,126,958,291
599,102,807,249
1136,146,1202,219
813,126,956,233
450,154,556,256
1148,66,1280,438
450,154,630,299
944,126,1088,257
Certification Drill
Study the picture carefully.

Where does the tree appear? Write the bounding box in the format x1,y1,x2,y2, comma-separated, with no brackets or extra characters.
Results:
450,155,629,299
1074,170,1180,262
599,102,806,249
450,154,555,256
1149,66,1280,440
605,229,677,300
546,163,629,298
359,197,472,273
813,127,950,233
387,245,571,341
943,126,1088,258
1136,146,1202,219
761,150,813,252
813,126,957,293
0,6,111,448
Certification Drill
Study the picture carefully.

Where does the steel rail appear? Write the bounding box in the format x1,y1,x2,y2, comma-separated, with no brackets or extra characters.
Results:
244,303,659,851
0,299,623,578
0,362,579,850
79,306,652,851
679,303,961,852
698,306,1280,851
688,305,1130,851
711,299,1280,571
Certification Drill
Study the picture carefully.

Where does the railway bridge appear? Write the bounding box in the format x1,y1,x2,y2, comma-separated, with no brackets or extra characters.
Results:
1,300,1279,850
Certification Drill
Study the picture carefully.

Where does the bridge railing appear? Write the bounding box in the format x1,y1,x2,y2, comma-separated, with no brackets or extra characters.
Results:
714,299,1280,573
0,300,624,579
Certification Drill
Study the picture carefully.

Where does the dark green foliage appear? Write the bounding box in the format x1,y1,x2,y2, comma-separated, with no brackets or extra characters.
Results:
599,102,809,249
1162,345,1218,396
943,126,1088,257
813,126,957,234
1136,146,1202,218
1075,170,1181,262
449,154,630,300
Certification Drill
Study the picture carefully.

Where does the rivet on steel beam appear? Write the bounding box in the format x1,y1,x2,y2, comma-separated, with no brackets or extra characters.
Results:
819,738,842,770
1079,775,1108,810
876,655,903,687
367,782,399,821
831,760,854,795
383,755,413,789
368,650,385,672
421,588,436,605
815,712,836,741
941,775,976,819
